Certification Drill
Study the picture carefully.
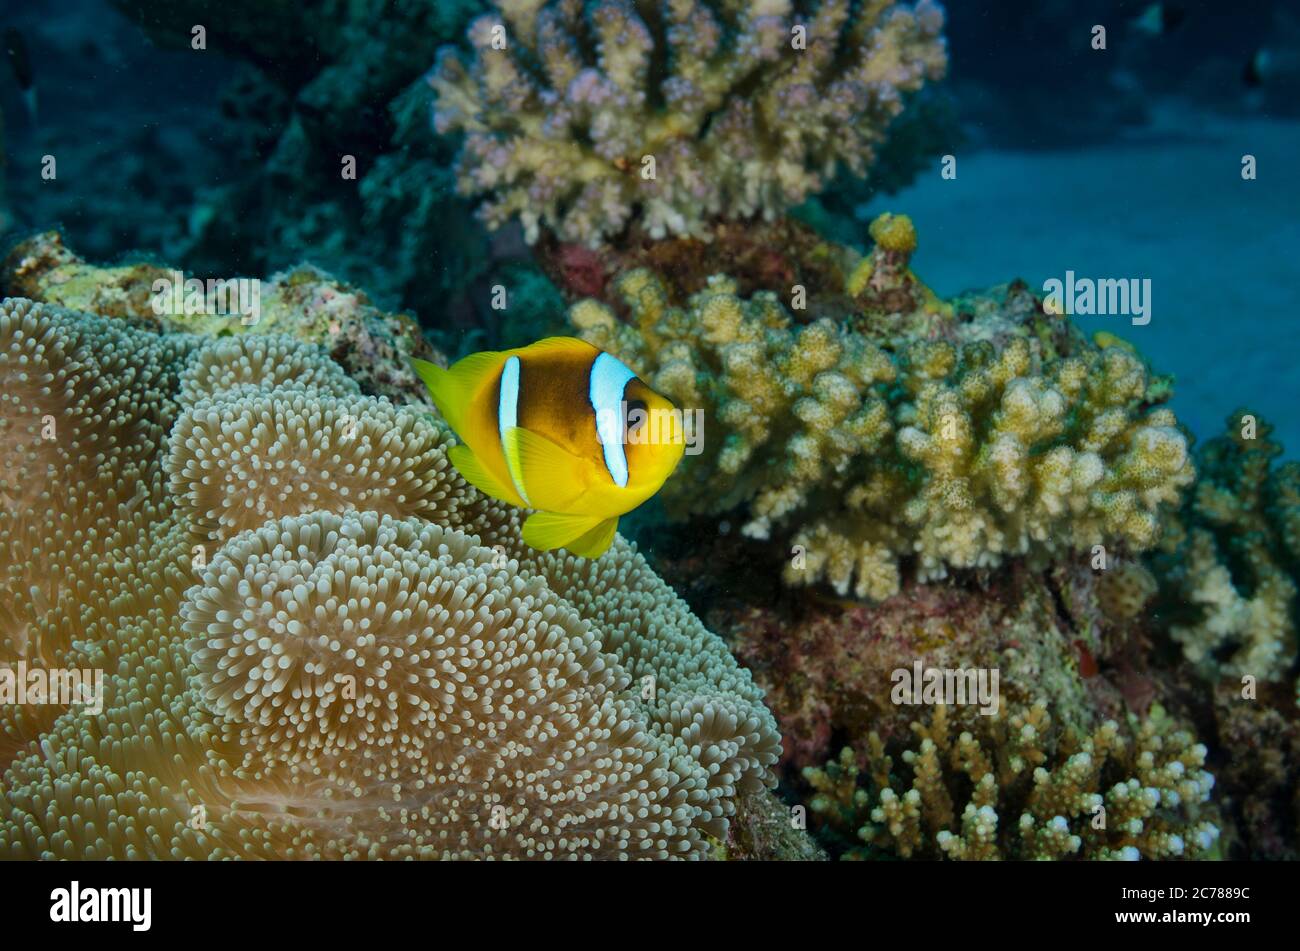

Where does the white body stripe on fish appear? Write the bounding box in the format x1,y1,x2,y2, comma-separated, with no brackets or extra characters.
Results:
497,355,530,505
589,351,637,488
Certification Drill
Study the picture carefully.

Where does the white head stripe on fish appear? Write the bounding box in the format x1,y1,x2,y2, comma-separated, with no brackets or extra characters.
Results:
589,351,637,488
497,355,530,505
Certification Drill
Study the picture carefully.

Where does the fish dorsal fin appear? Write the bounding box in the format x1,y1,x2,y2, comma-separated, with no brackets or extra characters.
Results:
502,426,590,512
521,336,600,359
522,512,617,557
412,352,507,431
448,443,528,509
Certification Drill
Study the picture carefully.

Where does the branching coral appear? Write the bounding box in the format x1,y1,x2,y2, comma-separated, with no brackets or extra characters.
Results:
1209,680,1300,860
1152,431,1300,857
804,702,1220,860
1,300,784,859
871,336,1191,587
575,266,896,521
431,0,948,246
573,266,1192,600
1159,410,1299,683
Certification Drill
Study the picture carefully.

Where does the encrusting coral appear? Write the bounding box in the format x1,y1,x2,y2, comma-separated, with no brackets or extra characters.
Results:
432,0,948,246
536,215,862,317
572,250,1193,601
804,702,1220,860
716,556,1133,769
0,297,786,860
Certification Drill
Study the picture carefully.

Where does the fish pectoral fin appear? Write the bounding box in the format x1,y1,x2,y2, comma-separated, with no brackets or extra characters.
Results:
448,443,527,508
522,512,619,558
502,426,589,512
565,516,619,558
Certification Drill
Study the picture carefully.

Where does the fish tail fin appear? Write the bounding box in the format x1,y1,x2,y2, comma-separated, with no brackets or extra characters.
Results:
448,444,528,509
522,512,618,558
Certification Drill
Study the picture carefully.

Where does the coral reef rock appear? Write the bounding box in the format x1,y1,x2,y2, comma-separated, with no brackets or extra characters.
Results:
1,230,445,407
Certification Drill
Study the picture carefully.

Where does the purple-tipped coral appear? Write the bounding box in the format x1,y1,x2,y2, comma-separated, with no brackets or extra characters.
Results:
431,0,948,246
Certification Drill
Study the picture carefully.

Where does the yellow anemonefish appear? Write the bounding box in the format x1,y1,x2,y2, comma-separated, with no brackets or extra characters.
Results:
413,337,685,558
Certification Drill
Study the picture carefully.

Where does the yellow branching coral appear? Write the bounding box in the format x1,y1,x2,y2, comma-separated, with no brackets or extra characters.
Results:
804,703,1220,860
571,269,1192,600
879,338,1191,587
1,301,781,859
432,0,947,245
574,269,896,521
